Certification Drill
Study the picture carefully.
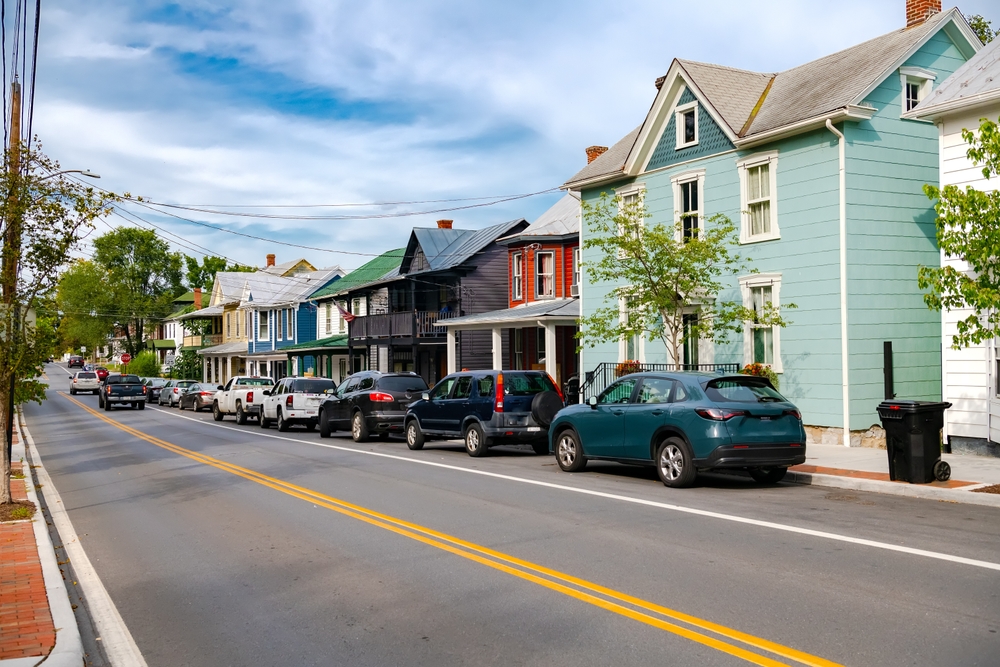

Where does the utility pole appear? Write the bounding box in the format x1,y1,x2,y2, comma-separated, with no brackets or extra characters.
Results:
1,80,21,495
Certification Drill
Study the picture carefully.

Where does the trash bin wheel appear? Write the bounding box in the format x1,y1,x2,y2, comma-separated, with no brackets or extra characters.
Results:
933,460,951,482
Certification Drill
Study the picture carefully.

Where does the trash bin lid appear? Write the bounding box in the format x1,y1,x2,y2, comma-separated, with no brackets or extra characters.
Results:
877,400,952,414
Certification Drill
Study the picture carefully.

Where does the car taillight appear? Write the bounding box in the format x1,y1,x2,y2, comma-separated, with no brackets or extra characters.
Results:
495,372,504,412
286,395,294,408
783,409,801,420
174,388,179,394
199,391,213,396
142,386,147,394
247,391,254,403
370,392,394,402
695,408,747,421
546,372,564,403
72,379,77,383
106,386,112,394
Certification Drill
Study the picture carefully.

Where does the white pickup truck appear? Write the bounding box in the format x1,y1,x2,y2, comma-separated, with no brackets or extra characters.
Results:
212,376,275,424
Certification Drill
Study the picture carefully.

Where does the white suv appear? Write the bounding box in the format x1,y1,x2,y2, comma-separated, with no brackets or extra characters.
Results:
70,371,100,395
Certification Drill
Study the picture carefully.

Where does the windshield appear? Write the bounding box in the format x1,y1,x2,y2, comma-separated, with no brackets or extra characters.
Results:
378,376,429,392
705,378,787,403
503,372,555,396
237,377,274,386
288,379,336,393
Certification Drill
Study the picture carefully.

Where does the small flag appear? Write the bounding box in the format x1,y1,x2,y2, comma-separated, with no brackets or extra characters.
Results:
336,301,355,323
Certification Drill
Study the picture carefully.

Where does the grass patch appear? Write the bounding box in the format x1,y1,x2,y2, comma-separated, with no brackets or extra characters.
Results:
10,471,24,479
972,483,1000,495
0,500,36,521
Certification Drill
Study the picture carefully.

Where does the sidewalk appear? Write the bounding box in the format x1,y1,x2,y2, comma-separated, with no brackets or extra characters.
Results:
0,421,82,666
788,444,1000,508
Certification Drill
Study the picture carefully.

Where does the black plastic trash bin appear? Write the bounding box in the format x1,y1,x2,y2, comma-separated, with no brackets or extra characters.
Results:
876,400,952,483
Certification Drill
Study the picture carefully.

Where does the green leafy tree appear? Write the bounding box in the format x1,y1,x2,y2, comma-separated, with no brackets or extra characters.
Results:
184,255,253,291
0,143,116,505
126,350,161,377
56,259,115,358
578,193,793,366
966,14,998,44
919,116,1000,348
170,349,202,380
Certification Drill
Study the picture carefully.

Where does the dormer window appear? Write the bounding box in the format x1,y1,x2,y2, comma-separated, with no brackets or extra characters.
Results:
675,101,698,149
899,67,935,115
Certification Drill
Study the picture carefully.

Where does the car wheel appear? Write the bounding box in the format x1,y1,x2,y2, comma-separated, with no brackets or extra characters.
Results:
531,441,548,456
748,467,788,484
103,399,111,411
235,402,247,425
137,401,145,410
464,423,489,457
178,400,185,410
277,409,290,432
260,412,272,429
555,430,586,472
212,403,224,421
405,420,425,450
351,412,369,442
656,437,697,488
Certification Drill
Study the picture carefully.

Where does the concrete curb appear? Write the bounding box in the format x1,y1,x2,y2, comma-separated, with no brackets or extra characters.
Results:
785,469,1000,508
19,416,149,667
12,420,84,667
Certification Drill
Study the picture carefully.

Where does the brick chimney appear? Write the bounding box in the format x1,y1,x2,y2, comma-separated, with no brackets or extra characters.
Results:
193,287,202,310
266,253,276,267
436,219,453,229
586,146,609,164
906,0,941,27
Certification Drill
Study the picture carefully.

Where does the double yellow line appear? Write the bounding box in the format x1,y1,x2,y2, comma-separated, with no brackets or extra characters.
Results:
61,392,843,667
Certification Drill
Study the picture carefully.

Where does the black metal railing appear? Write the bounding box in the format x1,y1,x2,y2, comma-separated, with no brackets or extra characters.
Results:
349,310,459,340
578,362,741,402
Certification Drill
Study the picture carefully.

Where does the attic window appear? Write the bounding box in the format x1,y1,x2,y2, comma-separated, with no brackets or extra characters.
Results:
675,101,698,149
899,67,936,115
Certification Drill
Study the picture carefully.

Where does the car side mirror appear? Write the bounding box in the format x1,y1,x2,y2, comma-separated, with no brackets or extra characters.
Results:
324,388,335,394
217,385,224,390
262,389,271,396
421,392,430,401
588,396,598,409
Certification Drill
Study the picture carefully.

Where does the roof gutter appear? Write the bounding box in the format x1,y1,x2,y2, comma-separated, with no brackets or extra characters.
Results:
735,106,875,149
825,118,851,449
904,88,1000,121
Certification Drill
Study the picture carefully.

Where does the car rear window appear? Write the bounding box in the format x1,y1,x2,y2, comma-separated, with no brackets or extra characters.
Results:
106,375,142,384
377,376,428,392
177,380,196,388
77,372,97,379
237,378,274,386
288,379,336,393
146,378,167,387
503,372,554,396
705,378,787,403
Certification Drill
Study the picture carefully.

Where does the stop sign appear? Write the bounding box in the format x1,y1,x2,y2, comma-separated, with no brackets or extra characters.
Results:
121,353,132,364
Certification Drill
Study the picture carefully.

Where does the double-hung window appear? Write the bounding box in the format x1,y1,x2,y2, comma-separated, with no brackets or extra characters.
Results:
616,185,645,259
512,252,523,300
572,247,580,296
737,152,779,243
671,171,705,243
535,252,554,299
258,310,269,341
226,313,231,339
277,311,283,341
899,67,935,114
287,309,294,340
338,301,348,333
683,314,699,368
675,100,698,149
620,292,642,362
740,274,783,372
325,303,332,335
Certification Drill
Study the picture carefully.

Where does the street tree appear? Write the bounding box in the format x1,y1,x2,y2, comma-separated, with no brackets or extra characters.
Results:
578,192,792,367
89,227,184,358
919,115,1000,348
56,259,116,358
184,254,253,291
966,14,998,44
0,144,115,505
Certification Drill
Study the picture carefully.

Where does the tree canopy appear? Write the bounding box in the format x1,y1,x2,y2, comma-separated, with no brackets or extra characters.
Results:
184,254,253,291
966,14,998,45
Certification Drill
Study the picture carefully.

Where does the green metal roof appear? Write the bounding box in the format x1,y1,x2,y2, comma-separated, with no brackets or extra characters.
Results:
145,339,177,349
282,334,349,353
309,249,404,300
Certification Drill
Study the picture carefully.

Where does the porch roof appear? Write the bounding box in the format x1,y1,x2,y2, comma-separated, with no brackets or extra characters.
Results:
196,341,247,356
176,304,226,320
440,299,579,330
282,335,349,355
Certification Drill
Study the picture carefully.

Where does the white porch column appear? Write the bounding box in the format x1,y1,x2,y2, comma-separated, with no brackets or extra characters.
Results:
226,356,232,382
203,356,210,383
491,327,503,370
446,329,457,374
544,322,557,381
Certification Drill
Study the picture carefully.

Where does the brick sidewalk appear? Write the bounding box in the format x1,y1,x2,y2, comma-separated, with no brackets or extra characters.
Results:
0,461,56,661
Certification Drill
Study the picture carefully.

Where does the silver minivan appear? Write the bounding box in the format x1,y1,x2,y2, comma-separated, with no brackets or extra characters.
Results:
70,371,100,395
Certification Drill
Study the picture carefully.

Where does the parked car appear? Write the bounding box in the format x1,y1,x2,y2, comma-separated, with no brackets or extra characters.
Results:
404,370,563,457
158,379,198,407
68,355,84,368
260,377,338,431
98,374,147,411
95,366,110,381
179,382,222,412
69,371,100,395
319,371,427,442
547,373,807,488
144,377,168,404
213,376,275,424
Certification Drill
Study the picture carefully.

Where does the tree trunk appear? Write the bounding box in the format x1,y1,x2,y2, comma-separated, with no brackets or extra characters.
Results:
0,379,11,505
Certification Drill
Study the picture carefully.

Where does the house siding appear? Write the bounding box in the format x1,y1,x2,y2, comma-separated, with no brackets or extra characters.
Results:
646,87,735,172
459,242,512,370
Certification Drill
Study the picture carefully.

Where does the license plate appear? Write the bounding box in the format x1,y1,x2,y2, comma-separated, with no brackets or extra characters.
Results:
760,417,771,421
527,426,541,432
306,410,317,416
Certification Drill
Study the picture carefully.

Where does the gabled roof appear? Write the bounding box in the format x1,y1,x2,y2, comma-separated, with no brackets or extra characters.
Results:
243,268,344,307
261,258,317,276
909,33,1000,119
309,248,405,300
401,218,528,274
500,192,580,243
564,8,980,189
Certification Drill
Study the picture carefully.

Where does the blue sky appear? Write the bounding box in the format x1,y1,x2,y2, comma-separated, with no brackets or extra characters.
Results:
33,0,997,271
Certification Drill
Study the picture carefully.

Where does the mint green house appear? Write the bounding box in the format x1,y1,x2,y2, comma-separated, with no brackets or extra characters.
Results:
564,5,981,443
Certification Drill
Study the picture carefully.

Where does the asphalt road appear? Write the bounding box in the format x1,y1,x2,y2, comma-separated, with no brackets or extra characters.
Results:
26,363,1000,666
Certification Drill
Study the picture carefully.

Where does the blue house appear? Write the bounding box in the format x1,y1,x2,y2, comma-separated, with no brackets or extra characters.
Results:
564,3,981,444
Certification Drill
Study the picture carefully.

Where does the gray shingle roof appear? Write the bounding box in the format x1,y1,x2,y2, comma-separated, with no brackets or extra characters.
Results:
911,33,1000,116
678,60,773,135
563,125,641,187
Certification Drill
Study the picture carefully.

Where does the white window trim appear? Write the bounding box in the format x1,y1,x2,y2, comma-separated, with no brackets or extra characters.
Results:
535,251,555,300
257,310,269,342
512,252,523,300
675,100,699,150
739,273,783,374
899,66,935,117
671,169,706,243
618,290,645,363
737,151,780,244
572,247,581,287
287,308,294,341
615,183,646,258
338,301,348,333
276,310,283,342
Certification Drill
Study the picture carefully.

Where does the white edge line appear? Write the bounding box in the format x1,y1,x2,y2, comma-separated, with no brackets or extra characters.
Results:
104,397,1000,573
21,413,150,667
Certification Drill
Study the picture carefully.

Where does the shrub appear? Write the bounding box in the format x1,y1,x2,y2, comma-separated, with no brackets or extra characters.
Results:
739,363,779,390
615,360,642,377
126,351,162,377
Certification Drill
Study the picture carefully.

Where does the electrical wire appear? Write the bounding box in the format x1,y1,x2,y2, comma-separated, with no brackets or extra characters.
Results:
24,0,38,155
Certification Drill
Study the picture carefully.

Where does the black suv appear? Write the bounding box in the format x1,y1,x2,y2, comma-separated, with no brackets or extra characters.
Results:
404,370,563,457
68,355,85,368
318,371,429,442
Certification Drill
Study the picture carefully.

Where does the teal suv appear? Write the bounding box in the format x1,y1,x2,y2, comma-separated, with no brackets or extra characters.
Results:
548,373,806,488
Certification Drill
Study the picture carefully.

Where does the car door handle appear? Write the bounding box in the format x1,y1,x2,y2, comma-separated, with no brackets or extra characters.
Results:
651,410,664,416
613,410,624,416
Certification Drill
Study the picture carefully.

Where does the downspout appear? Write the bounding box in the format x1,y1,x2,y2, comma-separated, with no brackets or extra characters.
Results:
825,118,850,447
